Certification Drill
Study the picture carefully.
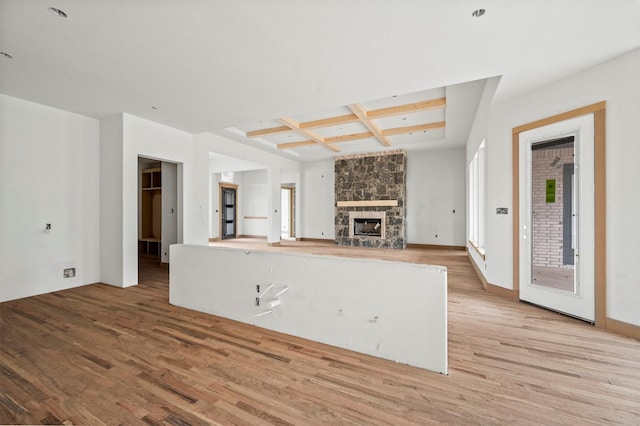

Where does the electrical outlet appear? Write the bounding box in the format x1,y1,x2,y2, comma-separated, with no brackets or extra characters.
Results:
63,268,75,278
255,297,260,307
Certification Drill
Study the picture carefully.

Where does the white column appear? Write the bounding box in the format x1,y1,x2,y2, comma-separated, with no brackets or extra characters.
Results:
99,114,125,287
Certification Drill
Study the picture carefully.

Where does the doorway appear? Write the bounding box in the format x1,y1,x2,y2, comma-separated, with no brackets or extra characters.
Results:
281,186,295,239
220,184,237,240
137,157,180,270
518,114,594,322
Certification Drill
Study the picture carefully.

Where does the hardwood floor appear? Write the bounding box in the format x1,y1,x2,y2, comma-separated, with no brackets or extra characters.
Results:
1,241,639,425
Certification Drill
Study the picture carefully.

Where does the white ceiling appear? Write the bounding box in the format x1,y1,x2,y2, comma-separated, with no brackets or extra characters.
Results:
1,0,639,161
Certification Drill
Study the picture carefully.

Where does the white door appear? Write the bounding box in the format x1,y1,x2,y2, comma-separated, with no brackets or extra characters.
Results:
518,114,595,322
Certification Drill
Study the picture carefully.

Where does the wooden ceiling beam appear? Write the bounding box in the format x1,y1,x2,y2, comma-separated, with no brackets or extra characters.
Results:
280,117,341,152
277,140,317,150
245,96,447,151
324,131,375,144
367,97,446,119
349,104,392,147
298,113,359,129
246,125,292,138
381,121,446,136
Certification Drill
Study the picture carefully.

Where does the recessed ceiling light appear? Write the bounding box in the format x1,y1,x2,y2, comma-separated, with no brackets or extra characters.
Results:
49,7,68,18
0,52,13,59
472,8,486,18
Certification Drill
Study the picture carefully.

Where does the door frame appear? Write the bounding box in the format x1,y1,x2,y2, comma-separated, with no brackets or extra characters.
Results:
281,186,295,239
512,101,606,327
519,116,594,321
219,183,238,240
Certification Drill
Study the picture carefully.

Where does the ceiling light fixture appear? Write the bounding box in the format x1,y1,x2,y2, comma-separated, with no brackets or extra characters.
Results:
0,52,13,59
48,7,68,18
472,8,486,18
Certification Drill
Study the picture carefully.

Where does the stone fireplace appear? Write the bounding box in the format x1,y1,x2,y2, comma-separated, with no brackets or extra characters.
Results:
350,211,385,238
335,150,407,249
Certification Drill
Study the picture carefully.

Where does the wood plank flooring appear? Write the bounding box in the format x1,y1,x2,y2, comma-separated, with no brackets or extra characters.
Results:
1,240,639,425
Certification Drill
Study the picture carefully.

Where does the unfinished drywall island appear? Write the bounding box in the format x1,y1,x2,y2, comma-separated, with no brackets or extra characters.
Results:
170,245,447,374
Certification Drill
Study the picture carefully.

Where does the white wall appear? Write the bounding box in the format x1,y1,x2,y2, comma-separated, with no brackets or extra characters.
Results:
481,48,640,326
300,159,335,239
195,132,300,241
100,113,196,287
100,115,125,286
170,245,448,374
122,114,196,286
238,169,269,237
465,77,501,271
0,94,100,302
301,152,467,246
406,149,466,246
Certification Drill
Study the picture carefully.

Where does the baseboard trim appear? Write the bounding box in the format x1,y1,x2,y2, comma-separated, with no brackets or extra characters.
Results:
208,237,220,242
606,318,640,341
468,252,517,300
238,235,268,240
486,282,516,300
267,241,281,247
298,238,334,243
407,243,466,251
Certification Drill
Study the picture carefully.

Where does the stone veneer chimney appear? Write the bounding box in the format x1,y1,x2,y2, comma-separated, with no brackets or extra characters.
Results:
334,150,407,249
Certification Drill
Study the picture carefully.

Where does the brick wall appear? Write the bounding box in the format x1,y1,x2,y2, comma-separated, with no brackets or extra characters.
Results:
531,147,574,268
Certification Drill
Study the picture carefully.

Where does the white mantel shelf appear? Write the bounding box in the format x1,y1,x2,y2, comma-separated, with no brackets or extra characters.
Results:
336,200,398,207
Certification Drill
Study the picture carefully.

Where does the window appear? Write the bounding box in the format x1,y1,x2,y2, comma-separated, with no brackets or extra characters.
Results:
469,140,485,256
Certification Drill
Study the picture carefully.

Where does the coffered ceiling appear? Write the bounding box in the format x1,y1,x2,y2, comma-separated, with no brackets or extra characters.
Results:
227,80,486,161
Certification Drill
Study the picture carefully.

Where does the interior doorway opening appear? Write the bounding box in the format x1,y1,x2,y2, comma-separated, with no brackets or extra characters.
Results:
137,156,179,272
281,186,295,240
220,183,238,240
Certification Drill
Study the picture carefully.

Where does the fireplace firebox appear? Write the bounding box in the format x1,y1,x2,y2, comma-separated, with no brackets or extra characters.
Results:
353,218,382,236
348,211,386,239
